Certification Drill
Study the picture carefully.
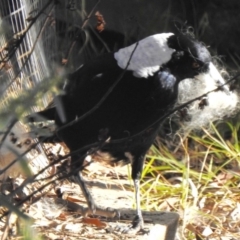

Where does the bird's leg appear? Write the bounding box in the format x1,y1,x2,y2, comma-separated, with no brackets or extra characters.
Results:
74,172,96,213
130,153,146,230
132,178,144,228
73,171,119,218
119,154,146,233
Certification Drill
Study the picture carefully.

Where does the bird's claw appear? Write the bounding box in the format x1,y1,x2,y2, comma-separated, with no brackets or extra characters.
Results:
115,214,145,234
131,214,144,229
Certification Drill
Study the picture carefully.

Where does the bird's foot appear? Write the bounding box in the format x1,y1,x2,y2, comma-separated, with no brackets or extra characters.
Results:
115,214,148,234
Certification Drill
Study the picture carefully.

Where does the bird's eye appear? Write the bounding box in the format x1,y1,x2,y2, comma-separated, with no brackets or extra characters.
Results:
192,62,200,69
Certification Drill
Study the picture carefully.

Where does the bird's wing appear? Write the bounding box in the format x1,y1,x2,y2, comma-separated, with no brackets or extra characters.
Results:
114,33,175,78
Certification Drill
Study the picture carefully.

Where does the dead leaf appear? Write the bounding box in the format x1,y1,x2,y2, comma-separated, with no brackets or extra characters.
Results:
82,217,107,228
95,11,106,32
65,195,84,203
57,213,67,221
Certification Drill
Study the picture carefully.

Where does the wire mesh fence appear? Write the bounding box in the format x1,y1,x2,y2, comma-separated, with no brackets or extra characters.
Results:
0,0,56,111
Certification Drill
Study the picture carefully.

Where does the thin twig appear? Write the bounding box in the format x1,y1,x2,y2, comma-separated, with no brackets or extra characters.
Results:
82,0,101,29
64,0,101,63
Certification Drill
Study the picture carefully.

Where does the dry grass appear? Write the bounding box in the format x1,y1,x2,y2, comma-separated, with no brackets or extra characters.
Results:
140,122,240,239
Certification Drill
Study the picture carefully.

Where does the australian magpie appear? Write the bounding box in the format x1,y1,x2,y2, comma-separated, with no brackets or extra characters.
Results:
27,31,230,231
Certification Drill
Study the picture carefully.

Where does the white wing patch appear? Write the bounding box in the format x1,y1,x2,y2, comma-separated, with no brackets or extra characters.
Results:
114,33,175,78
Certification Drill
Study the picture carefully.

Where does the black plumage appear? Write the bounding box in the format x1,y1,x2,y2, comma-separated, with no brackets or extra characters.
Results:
27,31,222,231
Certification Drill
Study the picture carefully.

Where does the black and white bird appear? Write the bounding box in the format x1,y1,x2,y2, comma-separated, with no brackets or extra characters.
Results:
27,31,232,231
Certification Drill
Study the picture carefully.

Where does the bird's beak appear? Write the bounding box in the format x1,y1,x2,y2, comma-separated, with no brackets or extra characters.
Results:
207,62,230,94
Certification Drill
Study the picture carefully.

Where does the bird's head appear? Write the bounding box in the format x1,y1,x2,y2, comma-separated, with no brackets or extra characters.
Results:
114,31,230,93
165,33,212,80
168,33,240,131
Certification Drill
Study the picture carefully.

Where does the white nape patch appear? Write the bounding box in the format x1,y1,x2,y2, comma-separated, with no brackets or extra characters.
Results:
177,62,240,131
114,33,175,78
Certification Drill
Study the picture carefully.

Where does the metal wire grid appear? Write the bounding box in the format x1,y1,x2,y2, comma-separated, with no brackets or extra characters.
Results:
0,1,58,199
0,0,56,111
